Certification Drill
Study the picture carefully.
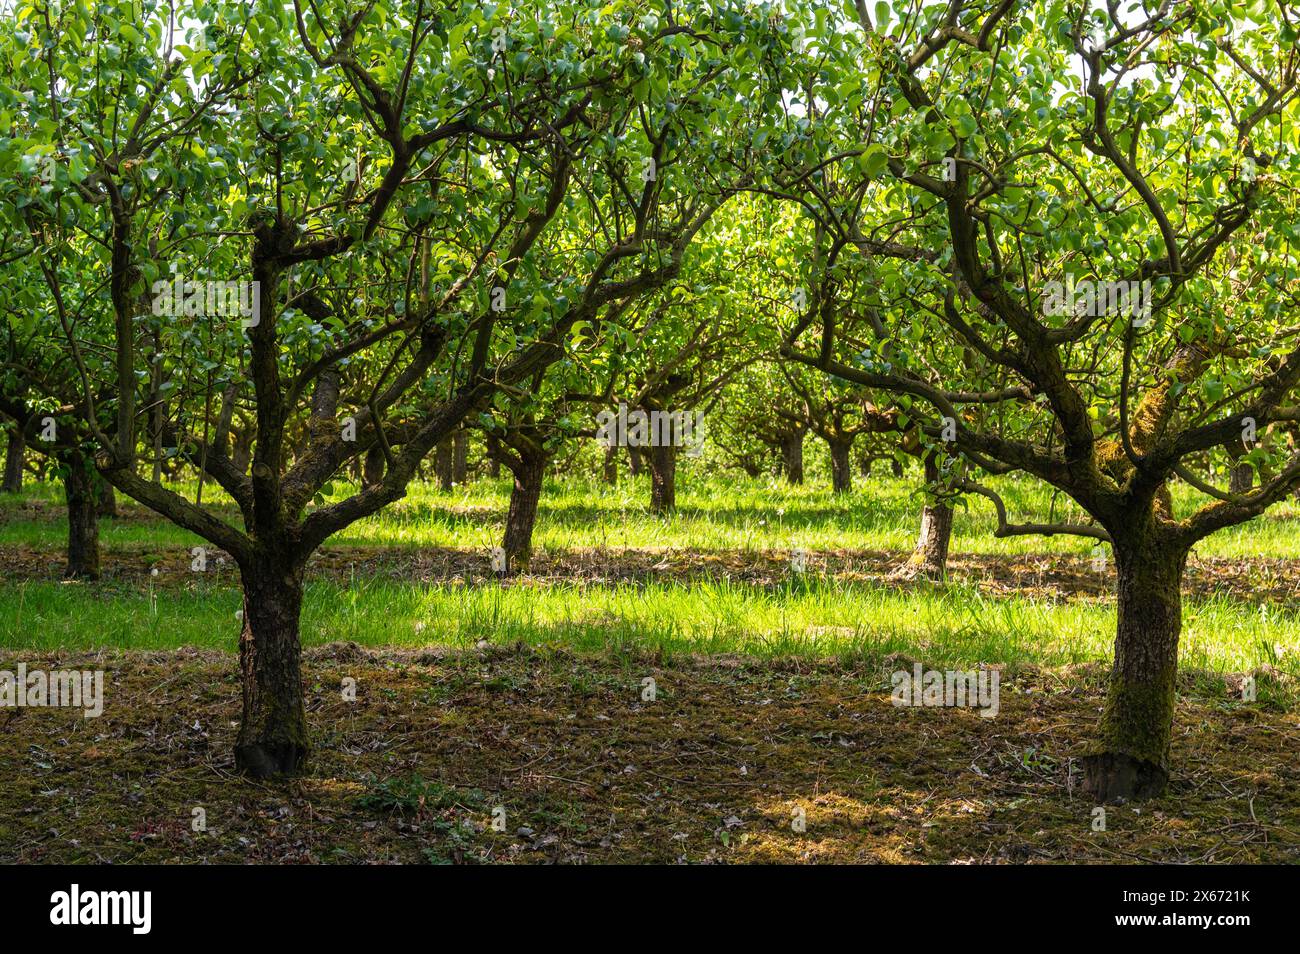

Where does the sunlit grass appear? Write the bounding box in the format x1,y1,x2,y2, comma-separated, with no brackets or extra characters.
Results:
2,575,1294,675
3,469,1298,560
3,470,1297,674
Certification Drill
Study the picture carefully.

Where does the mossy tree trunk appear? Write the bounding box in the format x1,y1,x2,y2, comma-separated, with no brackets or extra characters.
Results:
1083,532,1187,802
62,453,100,580
235,551,309,779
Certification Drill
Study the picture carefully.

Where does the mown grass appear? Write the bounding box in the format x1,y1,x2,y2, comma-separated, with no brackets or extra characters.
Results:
3,472,1298,682
4,470,1300,559
2,574,1294,677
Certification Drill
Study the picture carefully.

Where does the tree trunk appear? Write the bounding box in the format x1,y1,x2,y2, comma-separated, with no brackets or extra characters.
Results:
362,444,385,489
452,430,468,485
829,438,852,494
2,427,24,493
231,428,253,474
434,439,454,491
235,554,309,779
1225,440,1253,494
910,453,953,580
1082,535,1186,802
97,479,118,518
891,458,904,479
63,455,100,580
629,446,645,477
1229,462,1253,494
503,453,546,572
782,433,804,485
650,441,677,513
602,443,619,485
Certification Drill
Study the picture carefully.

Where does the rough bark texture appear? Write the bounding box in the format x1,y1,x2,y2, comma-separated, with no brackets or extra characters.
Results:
650,441,677,513
910,454,953,580
629,446,645,477
913,501,954,580
1082,536,1186,802
829,438,852,494
503,453,546,572
782,433,804,485
62,455,100,581
235,554,309,779
2,428,23,493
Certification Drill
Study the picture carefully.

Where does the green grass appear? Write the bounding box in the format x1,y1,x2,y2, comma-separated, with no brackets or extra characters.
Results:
2,575,1294,675
3,471,1298,677
4,470,1299,559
